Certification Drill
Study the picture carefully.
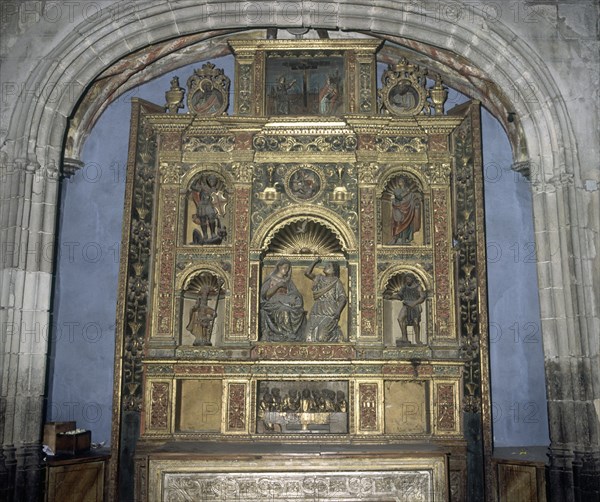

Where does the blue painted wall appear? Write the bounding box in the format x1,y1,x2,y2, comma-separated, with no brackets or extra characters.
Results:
46,54,548,448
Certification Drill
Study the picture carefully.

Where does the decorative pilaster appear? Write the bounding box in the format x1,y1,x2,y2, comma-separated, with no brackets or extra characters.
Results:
230,163,253,340
225,382,248,433
151,163,180,349
357,163,378,340
431,187,453,339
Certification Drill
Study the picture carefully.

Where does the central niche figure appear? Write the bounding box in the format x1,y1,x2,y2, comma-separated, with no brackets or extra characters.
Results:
304,258,347,342
259,259,306,342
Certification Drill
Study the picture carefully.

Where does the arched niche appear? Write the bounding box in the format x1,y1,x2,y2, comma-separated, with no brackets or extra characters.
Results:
181,170,230,246
178,267,229,346
251,205,358,253
380,267,433,347
378,168,429,247
256,218,353,343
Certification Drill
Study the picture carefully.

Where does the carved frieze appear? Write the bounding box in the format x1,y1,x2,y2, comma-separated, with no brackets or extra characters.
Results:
375,136,427,153
183,135,235,153
162,470,435,501
253,133,357,153
251,344,355,361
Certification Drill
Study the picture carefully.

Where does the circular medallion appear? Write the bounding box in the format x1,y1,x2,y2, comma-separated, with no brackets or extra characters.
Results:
188,80,227,116
286,166,322,202
385,81,422,115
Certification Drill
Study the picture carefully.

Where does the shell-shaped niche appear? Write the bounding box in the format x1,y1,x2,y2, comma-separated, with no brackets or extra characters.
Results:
267,220,343,255
185,271,224,295
382,271,428,347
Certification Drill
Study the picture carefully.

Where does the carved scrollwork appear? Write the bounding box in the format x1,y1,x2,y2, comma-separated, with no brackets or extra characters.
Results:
454,113,483,414
379,58,429,116
375,136,427,154
253,134,357,153
183,135,235,153
159,162,180,184
231,162,254,183
379,58,448,117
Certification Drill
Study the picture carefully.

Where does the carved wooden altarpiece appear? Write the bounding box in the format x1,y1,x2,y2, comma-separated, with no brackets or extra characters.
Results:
112,39,491,501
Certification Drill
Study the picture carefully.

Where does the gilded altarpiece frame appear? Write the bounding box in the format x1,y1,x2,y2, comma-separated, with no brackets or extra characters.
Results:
112,39,492,502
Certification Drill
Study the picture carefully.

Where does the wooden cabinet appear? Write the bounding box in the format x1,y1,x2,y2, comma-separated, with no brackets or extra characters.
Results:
44,451,110,502
493,447,548,502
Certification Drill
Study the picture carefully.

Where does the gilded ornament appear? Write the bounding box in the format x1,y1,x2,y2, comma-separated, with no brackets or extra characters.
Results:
357,162,379,184
379,58,429,116
159,162,180,184
424,162,451,184
164,76,185,114
186,62,230,116
117,40,490,501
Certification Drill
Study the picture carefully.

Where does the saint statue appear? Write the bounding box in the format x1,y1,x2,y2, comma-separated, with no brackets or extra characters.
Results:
389,179,422,245
190,174,227,245
186,285,219,346
259,259,306,342
304,258,347,342
392,274,426,345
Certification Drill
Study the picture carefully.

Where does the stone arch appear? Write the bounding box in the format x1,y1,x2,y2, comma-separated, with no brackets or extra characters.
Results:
2,2,577,181
1,2,594,501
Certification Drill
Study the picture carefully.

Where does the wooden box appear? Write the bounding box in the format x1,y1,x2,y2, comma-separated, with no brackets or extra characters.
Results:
43,422,76,452
55,431,91,455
